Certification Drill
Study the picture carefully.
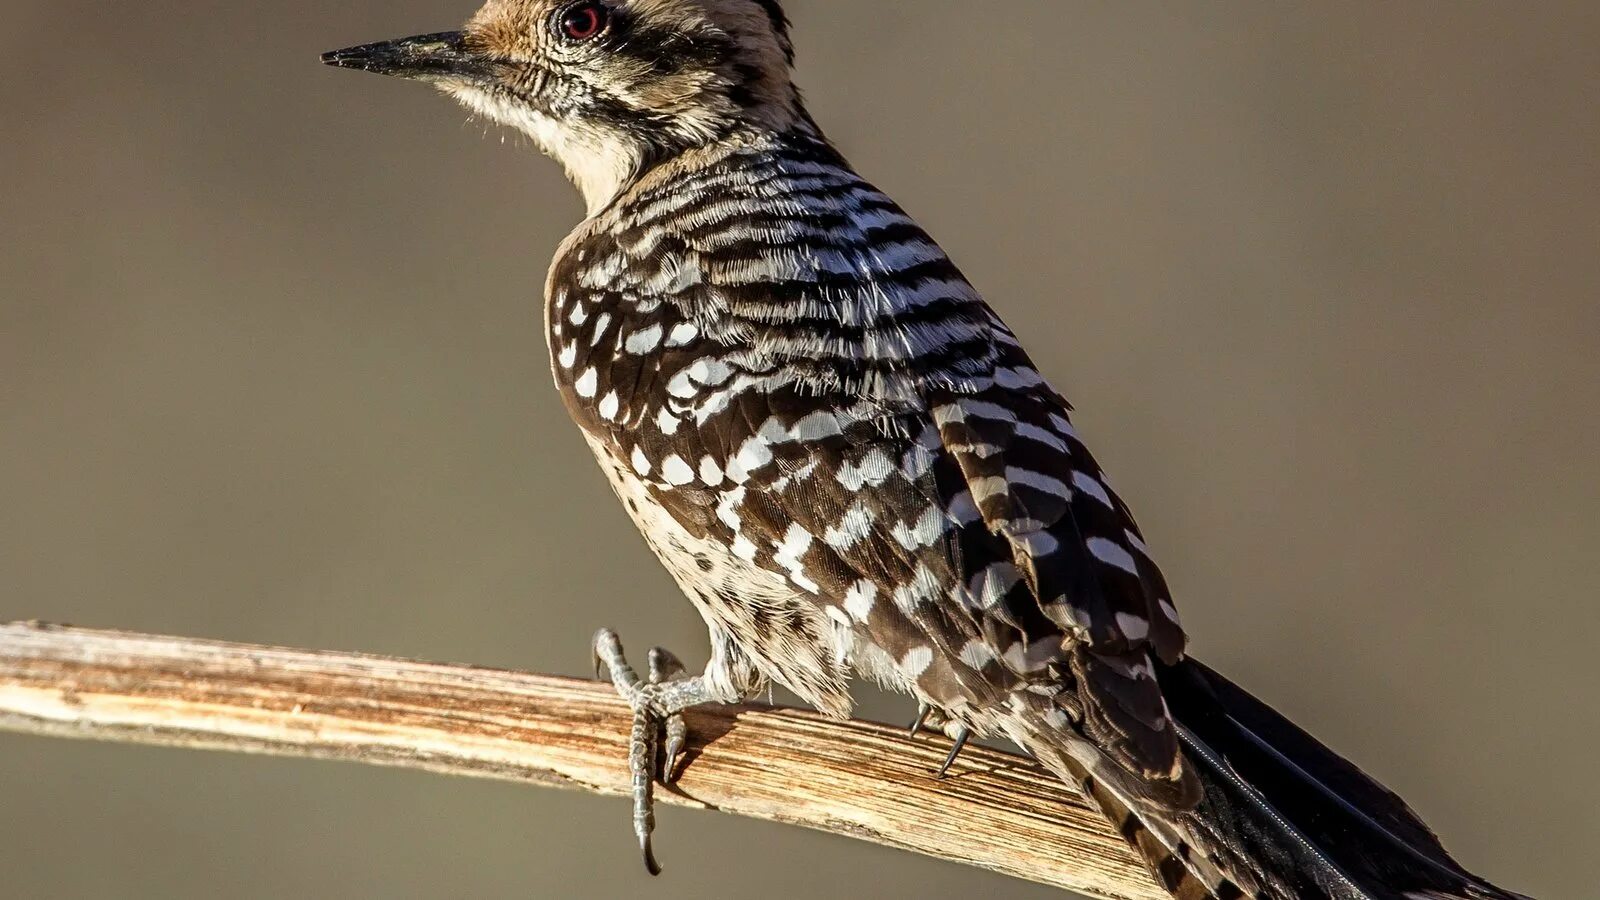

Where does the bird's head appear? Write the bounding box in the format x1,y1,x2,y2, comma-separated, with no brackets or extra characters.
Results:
324,0,806,212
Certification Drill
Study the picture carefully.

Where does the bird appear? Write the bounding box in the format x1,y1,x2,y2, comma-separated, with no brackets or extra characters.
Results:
323,3,1526,898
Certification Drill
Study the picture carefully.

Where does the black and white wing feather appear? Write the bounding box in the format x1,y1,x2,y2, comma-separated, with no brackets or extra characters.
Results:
547,131,1526,900
547,133,1193,803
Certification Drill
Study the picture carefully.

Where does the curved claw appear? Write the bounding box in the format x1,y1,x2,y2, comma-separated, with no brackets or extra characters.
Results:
650,647,691,782
661,713,688,783
593,628,636,688
641,834,662,876
909,704,933,737
649,647,687,682
937,728,972,780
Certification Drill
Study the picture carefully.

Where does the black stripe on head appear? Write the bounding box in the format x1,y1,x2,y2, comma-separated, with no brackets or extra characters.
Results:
752,0,795,63
607,9,735,76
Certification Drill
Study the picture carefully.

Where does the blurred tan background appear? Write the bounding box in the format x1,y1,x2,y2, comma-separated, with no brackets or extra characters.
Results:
3,1,1596,897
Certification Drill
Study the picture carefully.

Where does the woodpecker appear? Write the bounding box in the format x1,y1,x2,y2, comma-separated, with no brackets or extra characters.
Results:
324,4,1525,898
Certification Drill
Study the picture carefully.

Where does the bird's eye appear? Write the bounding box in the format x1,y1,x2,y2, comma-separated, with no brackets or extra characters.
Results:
558,2,609,42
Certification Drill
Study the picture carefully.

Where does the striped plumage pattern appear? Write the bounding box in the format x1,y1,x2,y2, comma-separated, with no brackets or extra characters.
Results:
548,128,1196,799
547,126,1520,900
325,3,1529,897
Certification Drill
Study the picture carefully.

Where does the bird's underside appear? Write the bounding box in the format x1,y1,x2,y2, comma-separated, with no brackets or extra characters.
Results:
322,2,1527,897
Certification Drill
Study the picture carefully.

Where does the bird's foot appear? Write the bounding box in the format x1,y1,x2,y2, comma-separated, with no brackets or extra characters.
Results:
592,628,722,876
909,703,973,779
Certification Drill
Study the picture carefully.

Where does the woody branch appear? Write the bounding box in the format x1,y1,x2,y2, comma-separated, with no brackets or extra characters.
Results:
0,621,1163,899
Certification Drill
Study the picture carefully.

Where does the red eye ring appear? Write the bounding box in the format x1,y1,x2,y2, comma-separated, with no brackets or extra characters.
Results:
560,2,608,42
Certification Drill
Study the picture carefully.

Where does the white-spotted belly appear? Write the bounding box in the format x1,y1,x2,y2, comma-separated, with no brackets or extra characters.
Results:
585,435,856,716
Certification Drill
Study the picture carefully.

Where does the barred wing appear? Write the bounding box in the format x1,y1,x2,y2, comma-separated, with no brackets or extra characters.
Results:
546,135,1192,796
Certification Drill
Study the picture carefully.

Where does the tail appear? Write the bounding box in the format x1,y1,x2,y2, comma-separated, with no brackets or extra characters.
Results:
1006,658,1528,900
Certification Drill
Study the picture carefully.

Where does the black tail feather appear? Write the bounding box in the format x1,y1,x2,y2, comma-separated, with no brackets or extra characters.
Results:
1158,658,1527,900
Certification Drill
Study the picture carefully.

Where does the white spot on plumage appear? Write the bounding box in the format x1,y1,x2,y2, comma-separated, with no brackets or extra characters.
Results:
789,411,843,441
558,343,578,369
731,534,759,562
688,358,732,387
667,369,697,399
774,524,817,593
994,367,1046,389
769,458,817,494
575,250,625,288
1015,422,1070,453
758,417,791,444
694,388,735,425
968,562,1021,608
1001,637,1062,674
735,436,774,474
892,564,941,613
1116,612,1151,643
667,322,699,347
574,368,598,399
958,640,999,669
1072,471,1114,508
823,502,875,550
1006,467,1072,501
900,647,934,678
837,448,894,490
1088,537,1140,576
1159,598,1181,625
774,523,813,561
699,456,724,486
568,304,589,326
1002,642,1033,673
631,446,651,476
598,391,620,421
946,490,981,525
891,505,946,550
661,455,696,486
624,324,664,354
1017,531,1061,557
656,408,681,435
958,400,1021,425
843,580,877,622
901,444,936,481
589,312,613,347
1125,529,1151,555
716,486,746,531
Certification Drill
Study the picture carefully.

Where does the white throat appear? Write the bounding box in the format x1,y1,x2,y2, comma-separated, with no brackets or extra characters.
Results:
446,85,642,216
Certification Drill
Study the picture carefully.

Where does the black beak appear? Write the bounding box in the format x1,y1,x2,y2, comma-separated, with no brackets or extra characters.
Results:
321,32,495,84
